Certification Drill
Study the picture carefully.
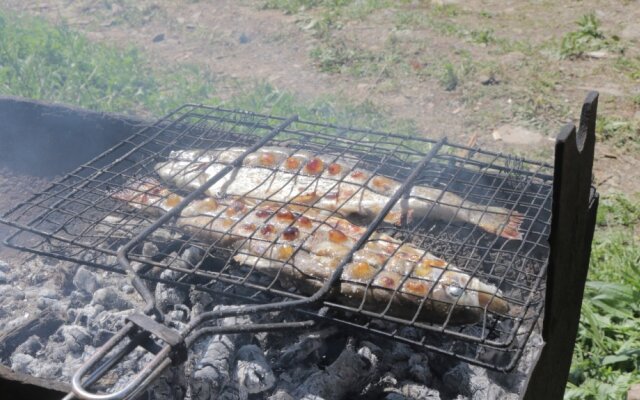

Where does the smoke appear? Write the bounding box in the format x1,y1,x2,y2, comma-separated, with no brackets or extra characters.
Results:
0,96,147,177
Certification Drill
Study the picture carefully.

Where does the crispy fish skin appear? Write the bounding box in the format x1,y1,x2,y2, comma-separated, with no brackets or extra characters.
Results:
112,179,509,324
155,147,524,240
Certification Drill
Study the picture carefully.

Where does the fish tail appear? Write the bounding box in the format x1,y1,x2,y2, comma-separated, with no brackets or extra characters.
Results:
110,177,163,205
476,209,524,240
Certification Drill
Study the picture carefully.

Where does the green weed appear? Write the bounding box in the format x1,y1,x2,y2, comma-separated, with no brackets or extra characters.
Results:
0,9,418,133
469,28,495,45
559,12,621,59
568,194,640,399
261,0,350,14
614,56,640,81
595,116,639,151
439,62,458,91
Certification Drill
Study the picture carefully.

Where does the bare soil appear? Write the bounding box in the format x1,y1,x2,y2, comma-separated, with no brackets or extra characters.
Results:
1,0,639,195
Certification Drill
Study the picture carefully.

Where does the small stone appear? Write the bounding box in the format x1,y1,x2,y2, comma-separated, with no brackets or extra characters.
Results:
153,33,165,43
491,124,543,146
628,383,640,400
92,287,132,310
10,353,34,374
239,33,250,44
73,267,100,294
585,50,609,59
480,74,500,85
0,271,8,284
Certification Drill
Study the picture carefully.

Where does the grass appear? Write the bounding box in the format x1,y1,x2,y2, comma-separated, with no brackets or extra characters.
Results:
0,8,414,133
596,116,640,152
0,10,215,116
566,194,640,400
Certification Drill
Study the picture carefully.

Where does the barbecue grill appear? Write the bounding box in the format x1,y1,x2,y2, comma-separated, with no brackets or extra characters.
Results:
0,93,600,400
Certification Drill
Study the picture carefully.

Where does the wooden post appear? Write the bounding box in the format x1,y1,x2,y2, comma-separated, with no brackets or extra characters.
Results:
522,91,600,400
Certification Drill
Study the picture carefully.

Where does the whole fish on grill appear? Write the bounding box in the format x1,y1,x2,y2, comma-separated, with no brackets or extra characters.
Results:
112,178,510,324
154,147,524,240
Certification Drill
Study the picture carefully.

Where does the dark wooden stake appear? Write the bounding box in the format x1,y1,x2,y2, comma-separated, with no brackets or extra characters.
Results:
522,91,600,400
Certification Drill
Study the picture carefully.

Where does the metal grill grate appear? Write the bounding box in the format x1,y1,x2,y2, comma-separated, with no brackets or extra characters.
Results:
0,104,553,372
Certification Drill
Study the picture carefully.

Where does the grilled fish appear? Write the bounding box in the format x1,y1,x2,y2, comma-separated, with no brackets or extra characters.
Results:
155,147,523,240
112,178,510,324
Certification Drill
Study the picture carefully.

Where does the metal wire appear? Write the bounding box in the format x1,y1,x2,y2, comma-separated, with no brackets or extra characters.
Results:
0,104,554,372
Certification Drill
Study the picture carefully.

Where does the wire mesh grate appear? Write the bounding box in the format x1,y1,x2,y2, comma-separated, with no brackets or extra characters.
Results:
0,104,553,371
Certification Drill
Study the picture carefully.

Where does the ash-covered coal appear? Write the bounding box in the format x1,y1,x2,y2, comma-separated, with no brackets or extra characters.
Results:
0,246,542,400
0,223,546,400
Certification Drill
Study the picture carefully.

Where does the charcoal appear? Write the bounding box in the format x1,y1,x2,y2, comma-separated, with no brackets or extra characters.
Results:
30,361,62,379
15,335,43,356
89,310,131,332
42,343,67,363
69,289,93,308
36,297,58,310
10,352,34,374
91,287,133,310
389,382,441,400
73,267,101,294
55,325,92,355
121,284,135,294
407,352,432,384
190,333,236,399
146,367,187,400
0,285,25,300
156,269,189,313
93,328,115,347
74,304,103,326
268,389,295,400
277,326,339,367
39,286,61,300
235,344,275,398
189,289,213,316
291,341,377,399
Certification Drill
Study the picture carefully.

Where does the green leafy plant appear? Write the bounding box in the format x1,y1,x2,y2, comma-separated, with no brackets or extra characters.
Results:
568,195,640,399
559,12,619,59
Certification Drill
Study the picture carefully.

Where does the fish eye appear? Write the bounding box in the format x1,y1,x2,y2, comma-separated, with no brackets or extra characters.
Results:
447,284,464,298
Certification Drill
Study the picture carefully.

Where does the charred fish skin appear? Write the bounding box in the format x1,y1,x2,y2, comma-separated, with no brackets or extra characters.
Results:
111,180,510,324
155,147,524,240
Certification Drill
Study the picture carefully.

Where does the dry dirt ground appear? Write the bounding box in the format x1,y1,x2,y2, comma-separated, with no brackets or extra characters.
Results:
2,0,639,195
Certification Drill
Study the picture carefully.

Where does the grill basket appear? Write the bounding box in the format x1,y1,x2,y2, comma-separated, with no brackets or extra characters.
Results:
0,94,598,400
